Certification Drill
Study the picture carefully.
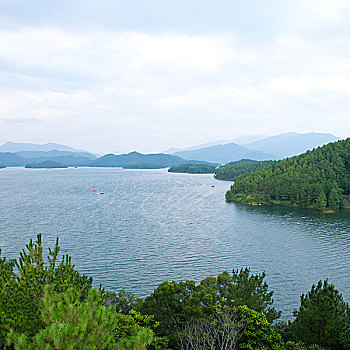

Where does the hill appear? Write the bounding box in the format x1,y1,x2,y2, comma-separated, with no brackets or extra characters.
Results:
0,152,26,166
244,132,340,159
90,151,215,168
122,163,165,169
168,163,216,174
173,143,276,164
215,159,276,180
25,160,68,169
14,150,96,160
225,138,350,212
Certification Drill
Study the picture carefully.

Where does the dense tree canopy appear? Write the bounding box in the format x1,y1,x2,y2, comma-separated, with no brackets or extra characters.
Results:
226,138,350,211
139,268,280,347
215,159,276,180
168,163,216,174
292,280,350,349
1,236,349,349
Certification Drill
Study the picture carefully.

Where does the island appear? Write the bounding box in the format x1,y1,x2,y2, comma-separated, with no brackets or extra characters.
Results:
168,163,216,174
225,138,350,212
214,159,276,180
122,163,165,169
25,160,68,169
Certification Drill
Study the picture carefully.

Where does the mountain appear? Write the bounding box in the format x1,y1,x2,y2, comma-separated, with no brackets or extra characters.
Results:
0,150,96,167
0,142,85,153
14,150,96,160
173,143,276,164
226,138,350,212
244,132,341,159
165,135,267,154
90,151,216,168
0,153,26,166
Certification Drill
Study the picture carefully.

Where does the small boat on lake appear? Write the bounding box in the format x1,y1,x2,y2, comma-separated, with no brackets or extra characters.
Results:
96,191,105,195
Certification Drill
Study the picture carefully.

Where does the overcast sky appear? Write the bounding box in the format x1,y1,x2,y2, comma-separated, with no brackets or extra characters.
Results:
0,0,349,154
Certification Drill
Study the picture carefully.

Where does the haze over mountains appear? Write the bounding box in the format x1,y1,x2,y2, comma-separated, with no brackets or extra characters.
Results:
170,132,341,164
0,132,342,168
0,142,82,153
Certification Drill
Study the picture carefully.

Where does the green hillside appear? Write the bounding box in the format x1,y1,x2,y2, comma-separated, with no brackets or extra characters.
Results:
168,163,216,174
225,138,350,212
215,159,276,180
25,160,68,169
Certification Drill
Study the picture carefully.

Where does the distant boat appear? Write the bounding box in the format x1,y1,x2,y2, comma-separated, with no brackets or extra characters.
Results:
97,191,104,195
211,185,215,187
92,189,97,192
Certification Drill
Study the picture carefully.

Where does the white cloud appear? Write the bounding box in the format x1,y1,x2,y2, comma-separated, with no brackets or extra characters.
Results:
0,20,349,152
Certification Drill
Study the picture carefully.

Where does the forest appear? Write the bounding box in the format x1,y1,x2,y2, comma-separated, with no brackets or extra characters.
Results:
226,138,350,211
1,235,349,349
214,159,276,180
168,163,216,174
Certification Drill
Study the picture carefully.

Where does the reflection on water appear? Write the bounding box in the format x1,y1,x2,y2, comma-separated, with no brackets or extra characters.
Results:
0,167,349,320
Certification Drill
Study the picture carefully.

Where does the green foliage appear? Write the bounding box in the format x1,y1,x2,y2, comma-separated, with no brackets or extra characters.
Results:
215,159,276,180
236,305,284,350
215,268,281,323
0,234,93,345
285,341,325,350
139,268,279,348
106,289,143,314
7,285,119,349
114,310,168,350
292,280,350,349
168,163,216,174
226,138,350,211
116,328,154,350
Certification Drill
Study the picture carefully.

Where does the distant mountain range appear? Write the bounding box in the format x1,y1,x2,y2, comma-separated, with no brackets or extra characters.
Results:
242,132,340,158
173,143,276,164
170,132,341,164
0,148,217,168
0,133,342,168
90,152,217,168
165,135,266,154
0,142,83,153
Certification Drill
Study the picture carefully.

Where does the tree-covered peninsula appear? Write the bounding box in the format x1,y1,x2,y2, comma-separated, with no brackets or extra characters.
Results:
215,159,276,180
168,163,216,174
226,138,350,212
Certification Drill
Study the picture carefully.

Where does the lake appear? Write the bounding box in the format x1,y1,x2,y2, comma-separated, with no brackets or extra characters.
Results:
0,167,349,320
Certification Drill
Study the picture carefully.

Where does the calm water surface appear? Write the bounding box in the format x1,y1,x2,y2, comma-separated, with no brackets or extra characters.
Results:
0,167,349,320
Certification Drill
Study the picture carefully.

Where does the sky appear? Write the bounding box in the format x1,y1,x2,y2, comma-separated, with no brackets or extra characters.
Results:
0,0,349,154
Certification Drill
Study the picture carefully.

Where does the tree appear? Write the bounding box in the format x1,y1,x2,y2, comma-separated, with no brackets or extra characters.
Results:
236,305,284,350
0,234,93,345
140,268,280,348
292,280,350,349
7,285,119,349
215,268,281,323
179,303,245,350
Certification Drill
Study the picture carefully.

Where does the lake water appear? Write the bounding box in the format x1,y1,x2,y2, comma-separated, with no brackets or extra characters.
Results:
0,167,349,320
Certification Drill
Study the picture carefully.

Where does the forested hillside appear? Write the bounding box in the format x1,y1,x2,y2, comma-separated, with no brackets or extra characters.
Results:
168,163,216,174
226,138,350,212
215,159,276,180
